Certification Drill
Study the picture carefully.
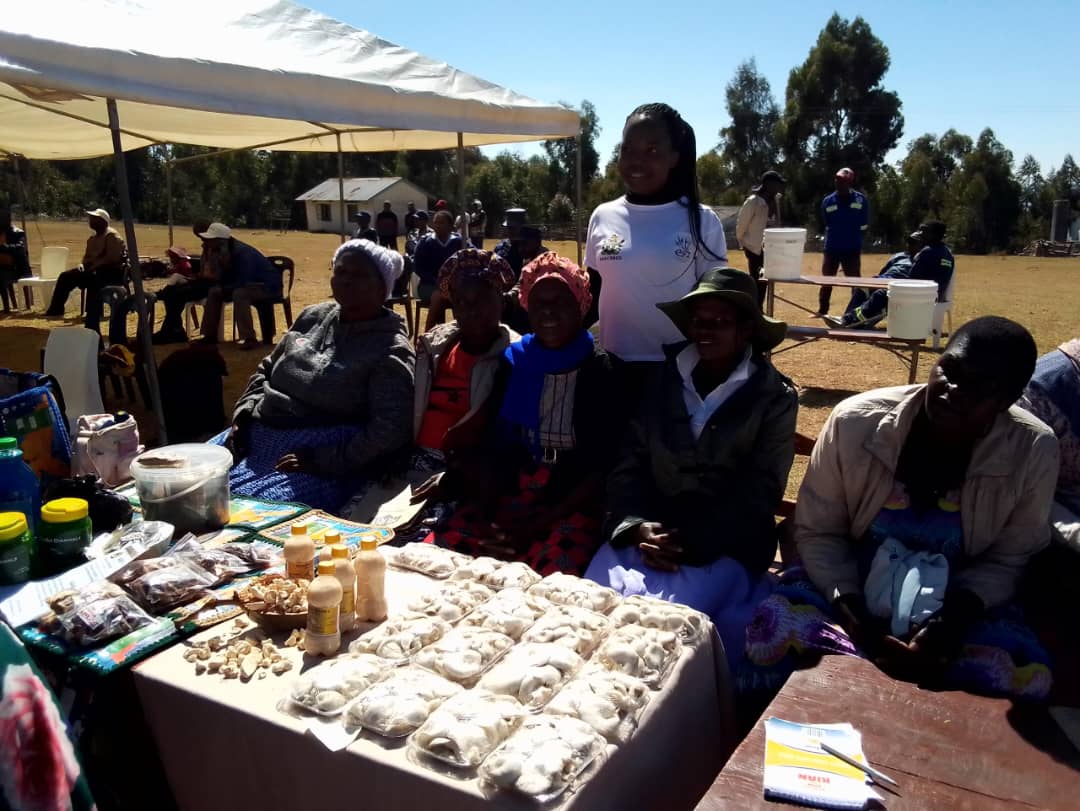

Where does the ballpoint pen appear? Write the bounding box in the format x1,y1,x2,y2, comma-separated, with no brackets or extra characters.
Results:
820,741,899,788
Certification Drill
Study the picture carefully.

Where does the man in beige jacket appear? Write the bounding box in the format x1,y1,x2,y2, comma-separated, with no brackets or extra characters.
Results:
735,171,784,304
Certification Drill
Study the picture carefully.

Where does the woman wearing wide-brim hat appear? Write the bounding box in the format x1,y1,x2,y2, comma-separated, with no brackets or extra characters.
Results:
585,267,798,671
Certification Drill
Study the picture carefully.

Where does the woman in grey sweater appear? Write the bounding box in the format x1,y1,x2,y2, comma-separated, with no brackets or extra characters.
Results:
222,239,415,511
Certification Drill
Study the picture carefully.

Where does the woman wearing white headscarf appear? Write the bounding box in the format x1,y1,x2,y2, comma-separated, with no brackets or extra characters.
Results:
220,240,415,510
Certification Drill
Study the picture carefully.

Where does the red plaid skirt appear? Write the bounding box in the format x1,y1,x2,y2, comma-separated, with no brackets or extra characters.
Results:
423,465,601,576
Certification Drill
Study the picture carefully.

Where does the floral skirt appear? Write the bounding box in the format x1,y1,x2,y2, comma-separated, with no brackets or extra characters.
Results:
424,465,601,576
740,566,1053,700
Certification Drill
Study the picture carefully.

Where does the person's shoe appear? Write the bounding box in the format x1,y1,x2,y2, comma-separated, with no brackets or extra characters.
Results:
813,309,828,318
823,315,847,329
235,339,259,351
151,328,188,345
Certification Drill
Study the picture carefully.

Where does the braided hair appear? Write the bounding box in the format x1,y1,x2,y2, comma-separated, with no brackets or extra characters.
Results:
627,103,724,263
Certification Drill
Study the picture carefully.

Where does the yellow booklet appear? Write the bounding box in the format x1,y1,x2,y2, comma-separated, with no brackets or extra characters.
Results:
763,718,881,809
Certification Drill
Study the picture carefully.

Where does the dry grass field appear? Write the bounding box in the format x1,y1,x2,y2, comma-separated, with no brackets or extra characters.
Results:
2,219,1077,498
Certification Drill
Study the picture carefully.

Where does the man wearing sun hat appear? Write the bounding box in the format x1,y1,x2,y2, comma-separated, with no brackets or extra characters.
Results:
817,167,870,316
44,208,127,334
586,266,797,666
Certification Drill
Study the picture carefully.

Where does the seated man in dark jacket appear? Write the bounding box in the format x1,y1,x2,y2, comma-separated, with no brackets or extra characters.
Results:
586,267,797,667
0,207,30,312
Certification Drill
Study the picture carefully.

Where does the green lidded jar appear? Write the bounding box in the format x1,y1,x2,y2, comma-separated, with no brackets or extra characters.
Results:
0,512,32,585
37,497,92,576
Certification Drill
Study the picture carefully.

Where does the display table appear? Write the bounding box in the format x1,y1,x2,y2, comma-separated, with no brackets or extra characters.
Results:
134,567,736,811
696,655,1080,810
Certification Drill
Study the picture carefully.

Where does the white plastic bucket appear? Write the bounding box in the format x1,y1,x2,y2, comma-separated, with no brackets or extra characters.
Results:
887,280,938,339
39,247,69,280
762,228,807,280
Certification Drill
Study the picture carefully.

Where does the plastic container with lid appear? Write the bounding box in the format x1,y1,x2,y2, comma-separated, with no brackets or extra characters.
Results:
306,560,343,656
354,537,387,622
0,437,40,534
37,497,92,576
0,512,32,585
284,523,315,581
330,544,356,632
129,444,231,535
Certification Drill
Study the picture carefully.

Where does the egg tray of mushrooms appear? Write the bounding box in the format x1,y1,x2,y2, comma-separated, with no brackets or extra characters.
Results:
234,573,310,629
478,714,607,802
450,557,542,591
594,624,681,689
477,642,584,712
526,572,620,614
608,595,709,645
520,604,611,658
182,623,294,681
545,667,650,744
344,666,463,738
410,689,526,770
388,542,468,579
413,628,516,686
406,581,495,623
348,615,452,664
287,653,391,716
457,588,551,641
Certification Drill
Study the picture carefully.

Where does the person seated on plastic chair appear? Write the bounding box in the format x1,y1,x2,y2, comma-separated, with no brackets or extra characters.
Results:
825,221,954,330
44,208,127,334
0,207,30,313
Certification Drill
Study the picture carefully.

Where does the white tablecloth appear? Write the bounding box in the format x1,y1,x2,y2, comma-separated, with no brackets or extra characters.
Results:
133,567,736,811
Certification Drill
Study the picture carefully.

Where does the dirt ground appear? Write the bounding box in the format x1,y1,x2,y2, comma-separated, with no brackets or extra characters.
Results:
3,219,1078,498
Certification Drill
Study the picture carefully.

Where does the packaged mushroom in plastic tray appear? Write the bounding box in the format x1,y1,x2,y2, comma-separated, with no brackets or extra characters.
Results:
477,642,584,712
544,667,650,744
410,689,525,769
348,615,451,664
413,628,515,685
287,653,392,717
526,572,620,614
607,595,709,645
450,557,542,591
478,714,607,803
387,542,468,579
344,666,463,738
40,582,155,646
520,604,611,657
406,581,495,623
126,559,217,612
594,624,681,689
458,588,551,641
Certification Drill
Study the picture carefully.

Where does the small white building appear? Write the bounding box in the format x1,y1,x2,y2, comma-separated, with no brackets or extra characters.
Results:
296,177,430,234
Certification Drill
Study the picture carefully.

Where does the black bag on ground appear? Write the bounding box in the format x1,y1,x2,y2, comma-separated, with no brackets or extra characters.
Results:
42,475,134,533
158,345,228,442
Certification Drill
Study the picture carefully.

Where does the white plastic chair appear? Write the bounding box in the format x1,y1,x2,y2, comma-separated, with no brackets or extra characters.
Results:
44,327,104,432
19,246,69,311
931,272,957,349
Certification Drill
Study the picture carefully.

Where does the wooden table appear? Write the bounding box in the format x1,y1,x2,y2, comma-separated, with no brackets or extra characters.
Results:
764,275,931,384
697,656,1080,810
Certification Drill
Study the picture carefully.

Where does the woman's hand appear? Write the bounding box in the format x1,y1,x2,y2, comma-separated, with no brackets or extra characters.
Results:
275,448,316,473
832,593,888,656
635,522,682,573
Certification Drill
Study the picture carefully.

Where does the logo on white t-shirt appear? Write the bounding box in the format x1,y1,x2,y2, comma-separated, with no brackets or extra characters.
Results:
674,233,692,260
598,233,625,260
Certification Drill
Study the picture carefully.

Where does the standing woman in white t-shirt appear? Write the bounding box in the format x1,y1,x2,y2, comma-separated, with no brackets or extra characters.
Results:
585,103,728,380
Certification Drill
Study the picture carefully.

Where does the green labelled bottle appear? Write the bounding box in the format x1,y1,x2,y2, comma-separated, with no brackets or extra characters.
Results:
37,497,92,576
0,512,32,585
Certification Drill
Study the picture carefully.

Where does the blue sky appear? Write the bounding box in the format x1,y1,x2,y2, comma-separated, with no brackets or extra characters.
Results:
313,0,1079,175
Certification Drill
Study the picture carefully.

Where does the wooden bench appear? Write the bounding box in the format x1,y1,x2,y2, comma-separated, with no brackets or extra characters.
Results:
696,656,1080,810
772,325,927,384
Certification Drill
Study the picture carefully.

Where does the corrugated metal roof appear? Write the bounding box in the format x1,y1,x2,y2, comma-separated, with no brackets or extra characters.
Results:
296,177,410,202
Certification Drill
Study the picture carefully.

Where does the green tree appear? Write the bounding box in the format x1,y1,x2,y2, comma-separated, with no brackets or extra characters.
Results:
696,152,734,205
717,58,780,192
542,100,601,197
945,129,1020,253
777,14,904,224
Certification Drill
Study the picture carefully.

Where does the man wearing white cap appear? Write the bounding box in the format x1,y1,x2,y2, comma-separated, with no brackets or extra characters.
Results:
45,208,127,334
195,222,281,349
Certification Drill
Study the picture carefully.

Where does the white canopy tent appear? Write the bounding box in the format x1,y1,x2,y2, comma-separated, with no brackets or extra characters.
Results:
0,0,581,441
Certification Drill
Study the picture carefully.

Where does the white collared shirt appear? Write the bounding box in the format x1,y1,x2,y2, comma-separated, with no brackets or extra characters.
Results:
676,345,753,440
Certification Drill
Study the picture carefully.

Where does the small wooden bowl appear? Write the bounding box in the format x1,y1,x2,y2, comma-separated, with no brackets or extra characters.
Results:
243,608,308,630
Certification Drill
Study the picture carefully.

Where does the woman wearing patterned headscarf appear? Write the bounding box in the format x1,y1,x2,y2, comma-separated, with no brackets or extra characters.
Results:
342,248,519,536
220,239,414,511
424,253,625,576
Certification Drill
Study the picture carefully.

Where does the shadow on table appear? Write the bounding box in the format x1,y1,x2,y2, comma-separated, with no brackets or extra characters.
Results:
1006,702,1080,773
797,387,861,410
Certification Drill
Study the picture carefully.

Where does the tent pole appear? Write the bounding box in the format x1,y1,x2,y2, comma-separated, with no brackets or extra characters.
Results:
575,134,583,266
457,133,467,244
12,155,28,235
107,98,167,444
165,151,174,247
337,133,346,243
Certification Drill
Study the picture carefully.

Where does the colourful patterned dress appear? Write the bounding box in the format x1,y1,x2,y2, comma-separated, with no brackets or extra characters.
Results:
742,480,1052,700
